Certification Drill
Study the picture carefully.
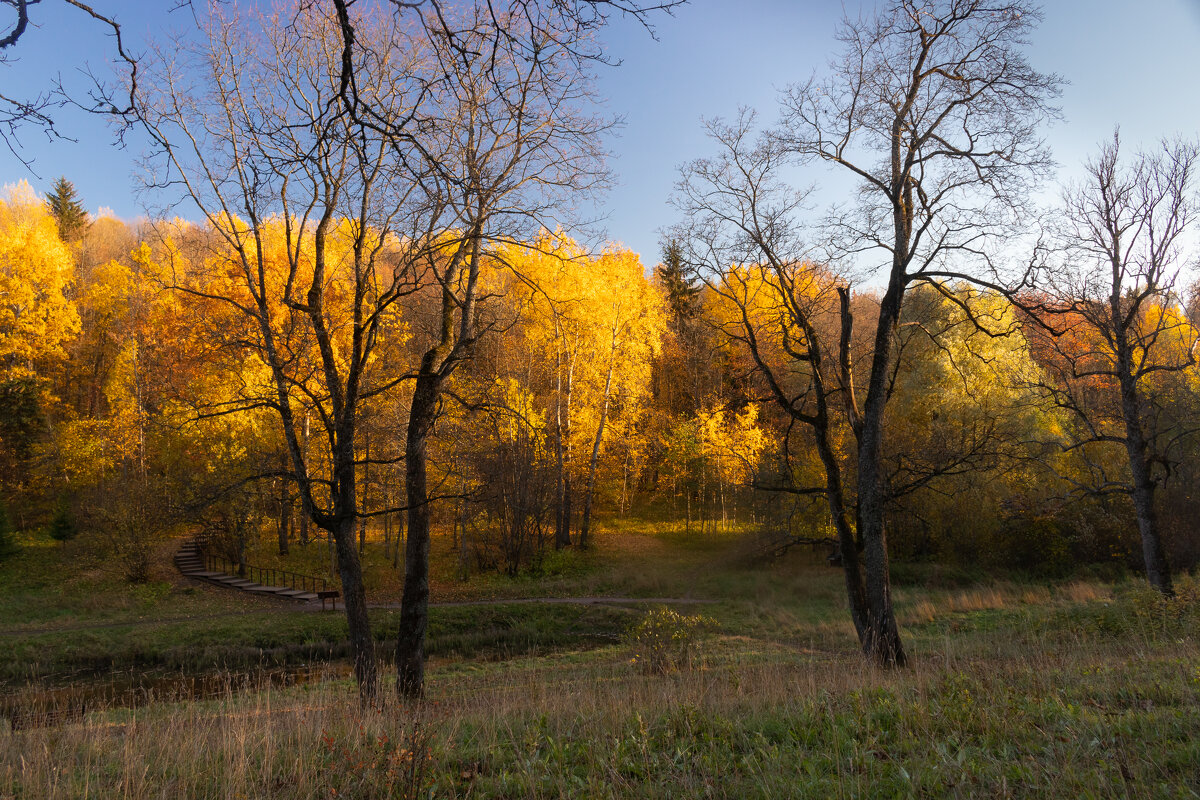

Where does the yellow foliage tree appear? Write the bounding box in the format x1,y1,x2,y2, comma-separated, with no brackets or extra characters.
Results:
491,234,666,547
0,181,79,379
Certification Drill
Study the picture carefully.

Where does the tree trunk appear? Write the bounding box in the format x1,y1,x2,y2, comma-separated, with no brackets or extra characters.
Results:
277,477,290,557
814,411,871,646
457,484,469,579
359,428,370,555
277,449,290,556
298,415,310,547
393,509,404,571
383,495,392,559
620,451,630,517
328,526,336,580
561,475,573,542
579,335,616,549
396,368,442,698
854,278,907,668
1116,332,1174,595
554,341,575,549
718,455,726,532
331,513,377,701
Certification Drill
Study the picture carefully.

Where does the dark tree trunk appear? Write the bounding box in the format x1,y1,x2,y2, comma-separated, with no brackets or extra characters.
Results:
560,476,573,545
394,508,405,571
812,402,870,647
298,416,310,547
359,428,370,555
854,278,907,668
1131,476,1171,595
554,349,575,549
1116,333,1174,596
278,480,290,556
396,368,442,698
331,513,377,701
278,451,290,556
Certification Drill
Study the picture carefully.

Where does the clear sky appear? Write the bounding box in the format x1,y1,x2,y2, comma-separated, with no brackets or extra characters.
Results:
3,0,1199,268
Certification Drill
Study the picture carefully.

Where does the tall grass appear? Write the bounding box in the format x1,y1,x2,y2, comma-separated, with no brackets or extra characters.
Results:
5,577,1199,799
5,516,1200,798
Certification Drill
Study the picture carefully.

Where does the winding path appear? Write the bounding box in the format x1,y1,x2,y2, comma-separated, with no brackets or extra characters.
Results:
0,596,714,637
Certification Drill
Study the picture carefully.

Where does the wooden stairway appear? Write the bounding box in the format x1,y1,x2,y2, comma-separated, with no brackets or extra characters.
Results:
175,538,336,606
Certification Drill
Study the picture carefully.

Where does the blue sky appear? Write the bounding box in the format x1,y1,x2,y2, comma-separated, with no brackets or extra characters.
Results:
3,0,1199,267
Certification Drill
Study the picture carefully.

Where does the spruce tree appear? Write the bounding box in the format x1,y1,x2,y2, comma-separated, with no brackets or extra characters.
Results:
45,176,89,242
656,239,700,332
48,504,78,543
0,501,17,559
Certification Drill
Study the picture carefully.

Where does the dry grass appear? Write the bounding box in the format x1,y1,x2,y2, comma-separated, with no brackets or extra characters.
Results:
5,581,1199,799
897,580,1111,626
5,518,1200,798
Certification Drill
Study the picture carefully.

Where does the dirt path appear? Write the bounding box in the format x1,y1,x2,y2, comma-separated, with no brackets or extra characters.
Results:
0,596,714,637
353,596,715,611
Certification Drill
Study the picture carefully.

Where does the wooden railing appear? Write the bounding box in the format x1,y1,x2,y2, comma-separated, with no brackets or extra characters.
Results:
202,553,330,594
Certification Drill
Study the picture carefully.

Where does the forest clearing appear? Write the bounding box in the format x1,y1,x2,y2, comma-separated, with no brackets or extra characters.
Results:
2,520,1199,797
2,0,1199,796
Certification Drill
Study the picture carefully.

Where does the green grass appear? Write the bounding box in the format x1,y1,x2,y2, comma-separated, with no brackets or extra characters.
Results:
0,601,636,684
3,514,1199,797
4,591,1198,798
0,538,259,630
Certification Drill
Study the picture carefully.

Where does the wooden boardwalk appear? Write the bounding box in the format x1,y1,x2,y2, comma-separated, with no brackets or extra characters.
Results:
174,539,338,607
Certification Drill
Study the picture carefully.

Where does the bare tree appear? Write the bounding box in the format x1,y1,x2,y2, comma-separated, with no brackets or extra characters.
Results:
1,0,138,165
674,0,1061,667
328,0,685,698
773,0,1059,666
1023,133,1199,596
386,3,612,698
132,3,437,701
670,110,875,658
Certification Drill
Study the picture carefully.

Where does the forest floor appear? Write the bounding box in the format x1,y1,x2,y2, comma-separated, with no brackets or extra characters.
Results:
2,517,1198,798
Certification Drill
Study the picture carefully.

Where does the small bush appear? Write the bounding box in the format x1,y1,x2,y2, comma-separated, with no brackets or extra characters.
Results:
624,606,717,675
1127,573,1200,639
318,714,436,800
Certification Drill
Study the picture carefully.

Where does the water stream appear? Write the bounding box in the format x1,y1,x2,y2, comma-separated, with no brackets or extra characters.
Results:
1,663,351,731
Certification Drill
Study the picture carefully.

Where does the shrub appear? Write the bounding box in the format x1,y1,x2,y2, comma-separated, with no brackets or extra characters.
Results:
624,606,717,675
1127,573,1200,639
993,517,1072,576
318,714,436,800
79,474,171,583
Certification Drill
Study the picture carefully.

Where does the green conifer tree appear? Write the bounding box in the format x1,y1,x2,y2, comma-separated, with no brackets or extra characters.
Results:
656,239,700,333
45,176,89,242
48,503,78,543
0,501,17,559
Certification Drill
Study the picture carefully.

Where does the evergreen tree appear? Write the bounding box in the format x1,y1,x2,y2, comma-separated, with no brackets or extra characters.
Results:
657,239,700,332
0,501,17,559
48,503,78,543
45,177,89,242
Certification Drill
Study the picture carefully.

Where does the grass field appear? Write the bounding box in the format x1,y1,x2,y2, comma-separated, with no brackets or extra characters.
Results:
2,518,1198,798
